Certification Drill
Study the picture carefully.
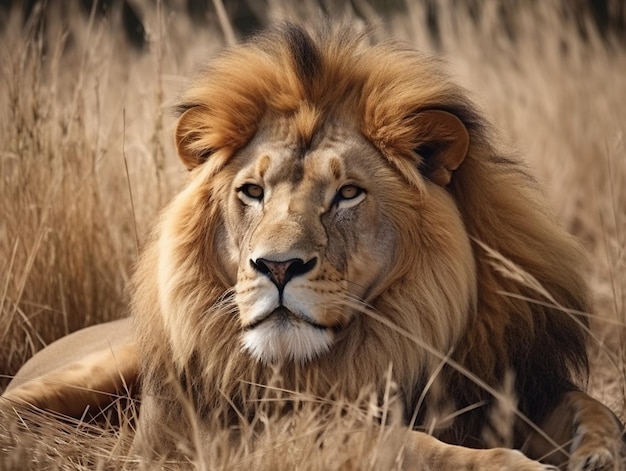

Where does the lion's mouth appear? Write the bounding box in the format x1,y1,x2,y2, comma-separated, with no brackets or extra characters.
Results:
244,306,330,331
241,306,340,363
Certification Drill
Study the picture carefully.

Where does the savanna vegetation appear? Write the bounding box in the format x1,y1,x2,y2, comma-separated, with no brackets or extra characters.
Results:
1,1,624,469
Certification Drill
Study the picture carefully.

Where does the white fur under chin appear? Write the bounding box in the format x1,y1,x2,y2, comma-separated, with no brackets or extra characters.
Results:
242,322,334,364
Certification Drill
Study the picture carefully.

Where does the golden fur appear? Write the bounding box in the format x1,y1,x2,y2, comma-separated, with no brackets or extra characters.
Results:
3,319,137,417
131,23,623,468
4,23,623,470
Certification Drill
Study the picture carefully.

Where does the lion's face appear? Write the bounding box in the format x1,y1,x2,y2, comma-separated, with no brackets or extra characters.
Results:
221,120,397,363
164,26,481,372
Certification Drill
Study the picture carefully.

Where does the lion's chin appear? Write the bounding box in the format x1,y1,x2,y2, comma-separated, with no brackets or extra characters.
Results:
241,313,334,364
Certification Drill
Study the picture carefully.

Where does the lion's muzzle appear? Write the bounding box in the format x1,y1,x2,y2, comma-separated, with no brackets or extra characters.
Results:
238,252,344,363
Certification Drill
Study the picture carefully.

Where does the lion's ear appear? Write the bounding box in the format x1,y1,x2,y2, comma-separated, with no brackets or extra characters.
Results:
175,106,213,170
413,110,469,186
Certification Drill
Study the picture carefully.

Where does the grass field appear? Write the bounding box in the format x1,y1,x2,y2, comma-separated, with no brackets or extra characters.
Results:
1,1,625,469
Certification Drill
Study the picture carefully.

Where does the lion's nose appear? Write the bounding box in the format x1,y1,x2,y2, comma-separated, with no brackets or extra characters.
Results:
250,257,317,291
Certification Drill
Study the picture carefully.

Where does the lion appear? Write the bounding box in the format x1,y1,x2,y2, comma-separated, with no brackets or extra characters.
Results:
3,23,624,470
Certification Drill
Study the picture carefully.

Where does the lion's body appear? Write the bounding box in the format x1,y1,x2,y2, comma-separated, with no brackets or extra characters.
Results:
3,23,624,470
3,318,136,417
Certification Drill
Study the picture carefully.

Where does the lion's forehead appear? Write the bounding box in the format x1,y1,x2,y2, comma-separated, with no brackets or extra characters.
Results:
239,122,382,192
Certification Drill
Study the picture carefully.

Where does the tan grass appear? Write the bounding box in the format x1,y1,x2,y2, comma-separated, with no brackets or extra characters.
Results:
0,1,624,469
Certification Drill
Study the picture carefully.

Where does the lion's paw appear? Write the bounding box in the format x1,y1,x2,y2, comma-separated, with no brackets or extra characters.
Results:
568,427,625,471
568,445,622,471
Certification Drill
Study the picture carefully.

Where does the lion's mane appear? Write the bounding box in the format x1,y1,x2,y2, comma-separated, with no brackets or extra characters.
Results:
132,24,589,449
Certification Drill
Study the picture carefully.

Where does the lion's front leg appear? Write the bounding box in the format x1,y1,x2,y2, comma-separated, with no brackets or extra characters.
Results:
403,430,556,470
523,390,625,470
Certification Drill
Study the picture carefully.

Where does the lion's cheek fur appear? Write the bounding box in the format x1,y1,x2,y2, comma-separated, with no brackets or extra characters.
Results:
155,167,233,370
380,184,476,372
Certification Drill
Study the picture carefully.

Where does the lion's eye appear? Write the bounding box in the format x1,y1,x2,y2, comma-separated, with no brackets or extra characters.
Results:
334,184,365,209
338,185,362,200
238,184,264,202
